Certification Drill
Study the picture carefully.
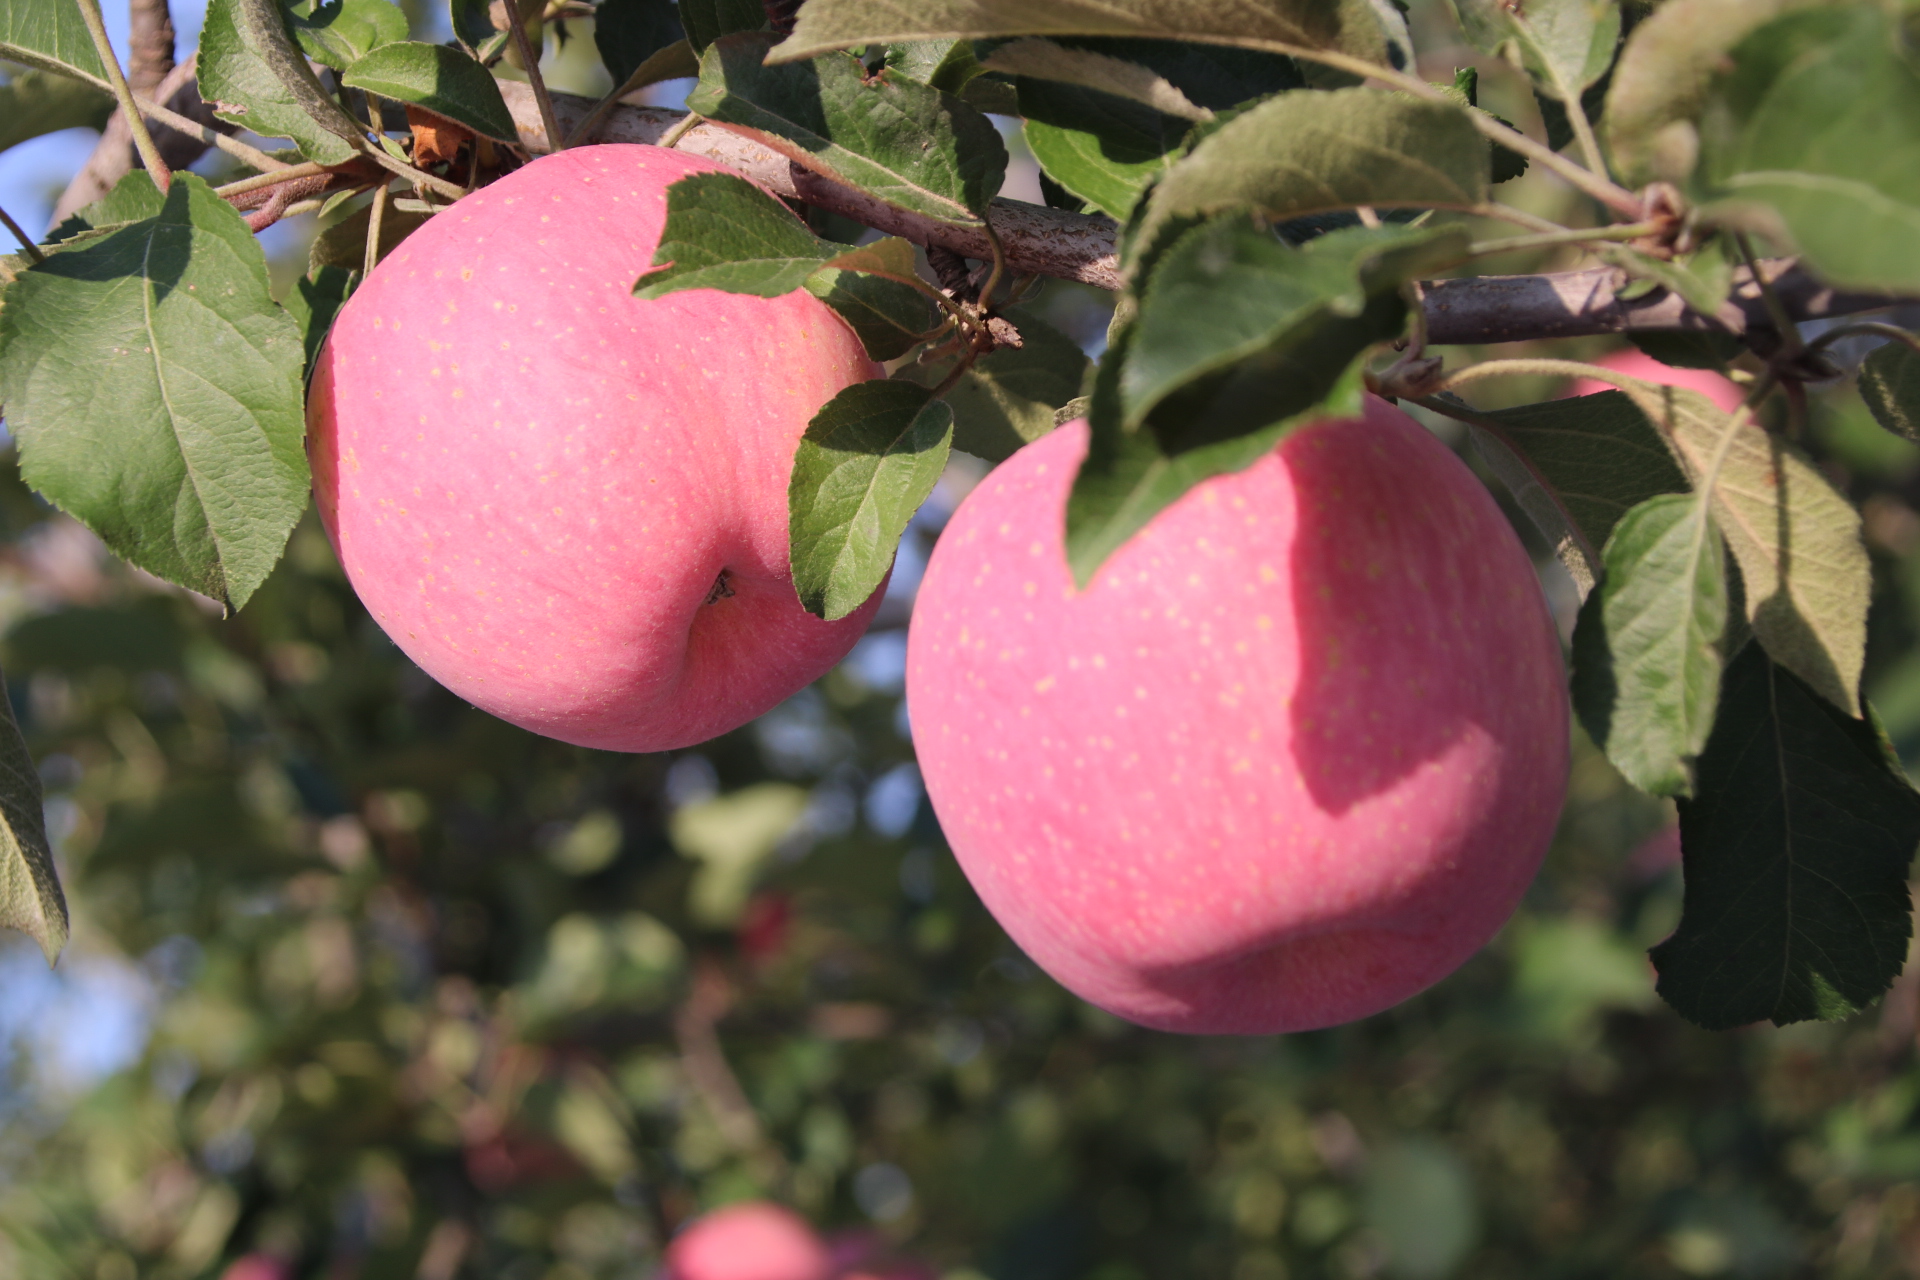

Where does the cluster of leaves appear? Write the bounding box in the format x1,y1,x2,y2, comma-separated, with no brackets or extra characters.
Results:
4,0,1920,1040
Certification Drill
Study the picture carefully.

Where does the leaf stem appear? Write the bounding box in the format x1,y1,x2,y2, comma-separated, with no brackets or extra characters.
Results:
1519,12,1609,183
1736,234,1803,357
1435,355,1634,393
0,206,45,263
215,161,330,198
364,181,389,281
361,146,468,202
507,17,564,152
73,0,173,192
132,92,291,173
1466,220,1660,259
657,112,701,150
1804,322,1920,359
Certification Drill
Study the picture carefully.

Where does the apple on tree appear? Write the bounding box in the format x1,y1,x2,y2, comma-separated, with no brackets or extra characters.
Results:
307,145,885,752
907,396,1570,1034
665,1201,832,1280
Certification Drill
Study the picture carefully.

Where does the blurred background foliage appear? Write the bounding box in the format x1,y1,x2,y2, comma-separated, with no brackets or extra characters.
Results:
8,4,1920,1279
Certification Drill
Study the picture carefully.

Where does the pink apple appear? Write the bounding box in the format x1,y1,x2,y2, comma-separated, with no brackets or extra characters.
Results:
666,1202,831,1280
308,145,883,751
1569,346,1743,412
906,397,1569,1034
218,1257,291,1280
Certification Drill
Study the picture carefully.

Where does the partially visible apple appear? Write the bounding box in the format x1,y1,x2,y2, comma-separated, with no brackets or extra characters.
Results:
666,1201,831,1280
308,145,884,752
218,1256,291,1280
906,397,1569,1034
1570,346,1743,412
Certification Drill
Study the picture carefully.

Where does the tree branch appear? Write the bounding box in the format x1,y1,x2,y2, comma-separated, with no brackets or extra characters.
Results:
501,84,1914,344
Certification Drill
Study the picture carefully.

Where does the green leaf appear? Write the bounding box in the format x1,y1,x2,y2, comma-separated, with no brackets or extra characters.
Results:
883,39,982,94
1459,390,1688,594
0,668,64,965
308,201,433,272
1621,382,1868,716
1446,0,1619,103
1696,4,1920,292
1630,329,1746,372
0,0,108,83
1124,219,1467,433
1595,242,1731,321
689,32,1009,227
0,174,310,611
805,268,934,361
593,0,684,84
200,0,365,164
789,380,954,620
286,0,409,71
815,235,924,287
768,0,1414,73
1128,88,1489,277
342,41,519,142
1572,493,1729,798
1064,322,1370,587
1653,641,1920,1029
635,170,835,299
1020,35,1305,111
901,306,1089,462
1014,64,1190,221
46,169,169,246
284,264,355,375
983,38,1212,119
0,66,112,153
1860,339,1920,444
1603,0,1820,187
680,0,768,53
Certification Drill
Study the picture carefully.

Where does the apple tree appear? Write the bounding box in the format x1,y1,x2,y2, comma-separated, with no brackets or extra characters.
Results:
2,0,1920,1272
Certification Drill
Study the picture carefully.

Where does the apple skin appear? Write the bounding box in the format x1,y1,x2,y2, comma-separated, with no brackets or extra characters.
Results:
308,145,884,752
1570,347,1743,412
905,397,1569,1034
665,1202,831,1280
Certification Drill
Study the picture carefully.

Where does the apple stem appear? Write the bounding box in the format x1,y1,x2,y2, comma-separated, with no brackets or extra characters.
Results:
364,181,390,281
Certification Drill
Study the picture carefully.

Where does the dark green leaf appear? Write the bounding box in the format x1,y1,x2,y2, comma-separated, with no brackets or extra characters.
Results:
342,41,518,142
689,32,1009,227
1697,4,1920,291
0,67,112,153
200,0,365,164
286,0,409,71
1621,382,1868,715
789,380,953,620
0,666,64,964
0,0,109,83
1017,69,1190,220
679,0,767,54
883,39,982,93
1653,642,1920,1029
1572,493,1729,798
635,170,835,298
285,264,356,375
1534,76,1609,154
308,201,433,272
0,174,310,611
804,268,934,361
1123,219,1466,433
594,0,685,84
816,236,923,287
983,38,1212,119
1448,0,1619,102
1064,319,1371,587
769,0,1414,73
1128,88,1488,276
46,169,169,246
1462,389,1688,588
1859,339,1920,444
1630,329,1746,372
901,306,1089,462
1020,35,1304,111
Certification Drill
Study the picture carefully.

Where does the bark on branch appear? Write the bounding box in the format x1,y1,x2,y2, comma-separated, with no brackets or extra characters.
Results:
502,83,1912,345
